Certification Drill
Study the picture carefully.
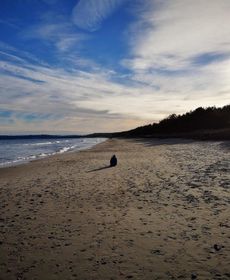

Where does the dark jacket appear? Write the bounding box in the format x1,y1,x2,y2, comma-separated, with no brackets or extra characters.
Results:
110,155,117,167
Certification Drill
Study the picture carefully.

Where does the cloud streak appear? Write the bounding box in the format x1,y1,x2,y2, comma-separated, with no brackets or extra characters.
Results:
0,44,156,133
72,0,125,31
22,21,88,52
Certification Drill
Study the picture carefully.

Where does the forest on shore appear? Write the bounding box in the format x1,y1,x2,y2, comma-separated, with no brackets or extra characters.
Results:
113,105,230,140
1,105,229,141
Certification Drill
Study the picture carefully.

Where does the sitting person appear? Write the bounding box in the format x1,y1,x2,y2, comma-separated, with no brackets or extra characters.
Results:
110,154,117,167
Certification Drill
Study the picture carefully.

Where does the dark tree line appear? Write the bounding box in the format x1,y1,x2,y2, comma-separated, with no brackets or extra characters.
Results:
117,105,230,137
2,105,228,140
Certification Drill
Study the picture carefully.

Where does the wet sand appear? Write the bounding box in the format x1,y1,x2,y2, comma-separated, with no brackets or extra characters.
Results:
0,138,229,280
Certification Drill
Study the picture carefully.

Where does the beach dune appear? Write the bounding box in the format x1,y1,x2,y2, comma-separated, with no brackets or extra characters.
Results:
0,139,229,280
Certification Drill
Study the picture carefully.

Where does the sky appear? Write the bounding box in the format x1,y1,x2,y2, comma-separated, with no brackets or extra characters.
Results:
0,0,230,134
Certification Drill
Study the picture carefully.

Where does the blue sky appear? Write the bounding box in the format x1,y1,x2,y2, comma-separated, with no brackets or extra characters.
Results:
0,0,230,134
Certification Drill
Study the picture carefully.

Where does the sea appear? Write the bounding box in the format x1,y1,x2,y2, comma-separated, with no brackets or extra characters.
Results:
0,137,107,168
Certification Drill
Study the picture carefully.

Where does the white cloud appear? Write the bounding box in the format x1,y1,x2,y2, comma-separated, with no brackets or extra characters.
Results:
0,49,154,133
124,0,230,71
121,0,230,113
72,0,125,31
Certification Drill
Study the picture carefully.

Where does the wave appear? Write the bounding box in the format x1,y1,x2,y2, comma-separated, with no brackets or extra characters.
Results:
0,138,107,168
58,144,80,154
23,140,63,146
59,147,71,154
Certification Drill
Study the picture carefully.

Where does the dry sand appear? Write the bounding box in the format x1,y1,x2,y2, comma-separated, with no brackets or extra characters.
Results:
0,138,229,280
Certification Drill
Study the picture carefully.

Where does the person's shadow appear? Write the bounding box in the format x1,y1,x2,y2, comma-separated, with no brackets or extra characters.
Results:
88,165,112,173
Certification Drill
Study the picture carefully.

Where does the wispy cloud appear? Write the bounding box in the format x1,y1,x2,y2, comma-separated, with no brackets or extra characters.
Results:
124,0,230,71
121,0,230,110
22,21,88,52
0,19,20,30
0,41,49,66
0,44,154,133
72,0,125,31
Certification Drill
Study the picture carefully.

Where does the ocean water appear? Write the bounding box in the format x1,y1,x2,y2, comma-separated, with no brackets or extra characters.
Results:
0,137,107,167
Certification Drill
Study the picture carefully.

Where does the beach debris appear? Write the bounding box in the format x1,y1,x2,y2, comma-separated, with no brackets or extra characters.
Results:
150,249,163,255
185,194,199,204
213,244,222,251
219,222,229,228
202,190,219,203
100,258,107,265
191,272,197,279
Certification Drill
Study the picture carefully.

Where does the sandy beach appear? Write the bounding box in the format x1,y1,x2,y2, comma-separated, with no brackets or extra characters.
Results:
0,138,229,280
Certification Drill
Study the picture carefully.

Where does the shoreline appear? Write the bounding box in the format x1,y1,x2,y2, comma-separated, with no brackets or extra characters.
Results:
0,138,108,170
0,138,229,279
2,136,229,171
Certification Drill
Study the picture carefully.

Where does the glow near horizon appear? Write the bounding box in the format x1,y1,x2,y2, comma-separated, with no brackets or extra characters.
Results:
0,0,229,134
